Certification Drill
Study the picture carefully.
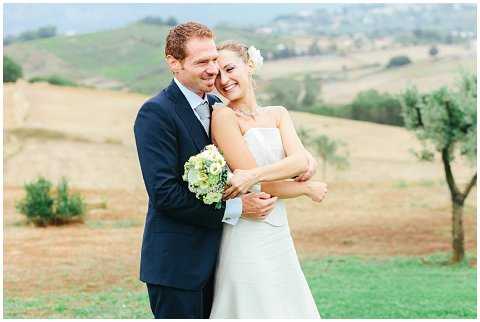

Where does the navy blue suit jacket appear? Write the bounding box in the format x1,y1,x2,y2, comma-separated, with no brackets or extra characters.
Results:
133,80,225,290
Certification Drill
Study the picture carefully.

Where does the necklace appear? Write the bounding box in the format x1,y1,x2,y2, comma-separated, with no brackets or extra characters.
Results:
236,107,259,119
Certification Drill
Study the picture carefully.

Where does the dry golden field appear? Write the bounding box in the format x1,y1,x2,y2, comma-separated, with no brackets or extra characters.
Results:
3,79,476,298
259,44,476,104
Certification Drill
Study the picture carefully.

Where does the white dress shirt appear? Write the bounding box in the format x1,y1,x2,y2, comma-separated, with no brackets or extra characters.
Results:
174,78,242,225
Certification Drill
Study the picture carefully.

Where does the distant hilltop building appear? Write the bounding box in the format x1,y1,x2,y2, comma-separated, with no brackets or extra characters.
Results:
255,27,273,35
65,30,77,37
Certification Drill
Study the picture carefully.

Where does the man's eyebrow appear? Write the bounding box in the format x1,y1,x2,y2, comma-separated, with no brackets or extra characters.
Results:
193,56,218,63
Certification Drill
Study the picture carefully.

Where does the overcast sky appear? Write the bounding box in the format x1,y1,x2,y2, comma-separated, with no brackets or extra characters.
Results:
4,3,341,36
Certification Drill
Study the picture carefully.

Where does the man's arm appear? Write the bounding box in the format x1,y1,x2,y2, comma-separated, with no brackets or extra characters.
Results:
223,198,242,225
134,102,224,229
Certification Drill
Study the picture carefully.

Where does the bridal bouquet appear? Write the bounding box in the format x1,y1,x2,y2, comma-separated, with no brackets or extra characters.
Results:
182,145,229,209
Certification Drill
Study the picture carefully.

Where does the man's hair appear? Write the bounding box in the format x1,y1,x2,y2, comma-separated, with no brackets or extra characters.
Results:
165,22,214,61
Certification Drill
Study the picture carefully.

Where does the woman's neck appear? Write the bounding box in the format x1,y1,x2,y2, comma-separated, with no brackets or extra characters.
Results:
228,86,258,113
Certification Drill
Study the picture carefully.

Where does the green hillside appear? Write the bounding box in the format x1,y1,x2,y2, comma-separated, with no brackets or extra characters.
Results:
5,22,286,94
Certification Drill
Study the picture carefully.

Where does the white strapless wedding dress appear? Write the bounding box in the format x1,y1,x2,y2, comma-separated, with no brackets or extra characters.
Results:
210,127,321,319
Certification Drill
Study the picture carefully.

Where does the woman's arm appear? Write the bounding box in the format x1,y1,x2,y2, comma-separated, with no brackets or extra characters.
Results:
261,180,308,199
261,180,328,202
211,107,308,199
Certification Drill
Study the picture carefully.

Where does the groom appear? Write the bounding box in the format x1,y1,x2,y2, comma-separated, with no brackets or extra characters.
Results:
134,22,316,319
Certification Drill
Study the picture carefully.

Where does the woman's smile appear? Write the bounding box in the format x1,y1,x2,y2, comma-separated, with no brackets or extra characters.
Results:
222,82,238,92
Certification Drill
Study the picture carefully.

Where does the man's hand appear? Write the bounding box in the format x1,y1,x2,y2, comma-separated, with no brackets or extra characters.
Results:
240,192,277,220
295,150,318,182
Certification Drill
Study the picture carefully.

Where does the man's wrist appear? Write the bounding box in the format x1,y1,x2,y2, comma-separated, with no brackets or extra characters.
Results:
223,197,243,225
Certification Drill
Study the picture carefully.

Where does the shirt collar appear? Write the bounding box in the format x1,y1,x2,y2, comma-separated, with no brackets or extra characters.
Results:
174,78,209,110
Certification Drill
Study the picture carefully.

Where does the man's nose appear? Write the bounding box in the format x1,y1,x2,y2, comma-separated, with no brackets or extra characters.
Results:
206,61,219,75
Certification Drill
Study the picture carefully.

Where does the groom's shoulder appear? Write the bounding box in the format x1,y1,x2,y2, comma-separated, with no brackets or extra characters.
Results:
138,89,174,115
207,93,222,104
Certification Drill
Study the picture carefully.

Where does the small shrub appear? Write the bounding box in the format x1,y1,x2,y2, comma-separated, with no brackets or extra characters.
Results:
104,137,122,145
29,75,77,87
296,126,313,147
165,16,178,27
265,77,302,110
312,134,350,180
139,16,165,25
17,25,57,42
350,89,404,126
55,177,86,220
429,45,439,58
15,177,54,226
393,180,408,189
36,25,57,39
386,55,412,69
4,56,23,83
16,176,86,227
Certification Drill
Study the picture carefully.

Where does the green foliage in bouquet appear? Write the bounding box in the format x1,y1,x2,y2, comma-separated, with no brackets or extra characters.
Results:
182,145,229,209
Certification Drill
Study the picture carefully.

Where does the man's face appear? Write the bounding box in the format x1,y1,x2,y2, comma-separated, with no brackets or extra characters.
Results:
169,37,219,97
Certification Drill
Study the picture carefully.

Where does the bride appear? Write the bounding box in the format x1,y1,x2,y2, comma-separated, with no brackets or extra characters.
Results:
209,41,327,319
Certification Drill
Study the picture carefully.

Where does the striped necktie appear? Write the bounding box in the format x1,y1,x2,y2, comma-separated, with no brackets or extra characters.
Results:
195,101,210,136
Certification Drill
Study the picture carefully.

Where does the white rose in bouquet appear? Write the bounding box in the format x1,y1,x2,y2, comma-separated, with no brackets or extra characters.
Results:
182,145,230,209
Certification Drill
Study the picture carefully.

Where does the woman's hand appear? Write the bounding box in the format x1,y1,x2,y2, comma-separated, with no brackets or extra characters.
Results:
222,169,259,200
305,181,328,203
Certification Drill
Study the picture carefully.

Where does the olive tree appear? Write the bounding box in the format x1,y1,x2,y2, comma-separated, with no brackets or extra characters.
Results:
399,72,476,263
312,135,350,180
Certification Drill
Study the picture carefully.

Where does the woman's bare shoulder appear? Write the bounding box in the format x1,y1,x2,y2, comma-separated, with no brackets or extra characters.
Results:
211,105,236,121
212,105,235,115
261,105,288,114
261,106,288,126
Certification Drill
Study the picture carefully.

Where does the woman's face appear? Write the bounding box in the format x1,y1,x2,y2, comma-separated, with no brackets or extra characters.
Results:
215,49,252,101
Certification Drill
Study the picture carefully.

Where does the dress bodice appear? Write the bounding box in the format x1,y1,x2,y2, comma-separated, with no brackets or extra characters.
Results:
243,127,286,167
243,127,287,227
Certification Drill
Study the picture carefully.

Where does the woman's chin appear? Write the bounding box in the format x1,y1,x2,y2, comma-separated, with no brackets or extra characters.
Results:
221,93,236,101
220,90,241,101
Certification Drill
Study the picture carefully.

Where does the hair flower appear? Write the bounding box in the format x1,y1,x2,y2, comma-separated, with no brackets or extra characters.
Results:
247,46,264,73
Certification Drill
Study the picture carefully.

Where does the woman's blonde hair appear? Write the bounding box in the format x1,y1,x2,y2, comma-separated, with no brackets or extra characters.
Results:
217,40,250,65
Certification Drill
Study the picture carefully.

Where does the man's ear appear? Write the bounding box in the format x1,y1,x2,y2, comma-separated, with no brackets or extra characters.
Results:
166,55,183,73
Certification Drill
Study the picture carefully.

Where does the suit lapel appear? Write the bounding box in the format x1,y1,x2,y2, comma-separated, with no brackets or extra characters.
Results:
166,80,210,152
206,94,220,138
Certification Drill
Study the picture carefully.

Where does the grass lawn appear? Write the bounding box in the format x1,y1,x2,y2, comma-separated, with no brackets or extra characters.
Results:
305,252,476,318
4,252,476,318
